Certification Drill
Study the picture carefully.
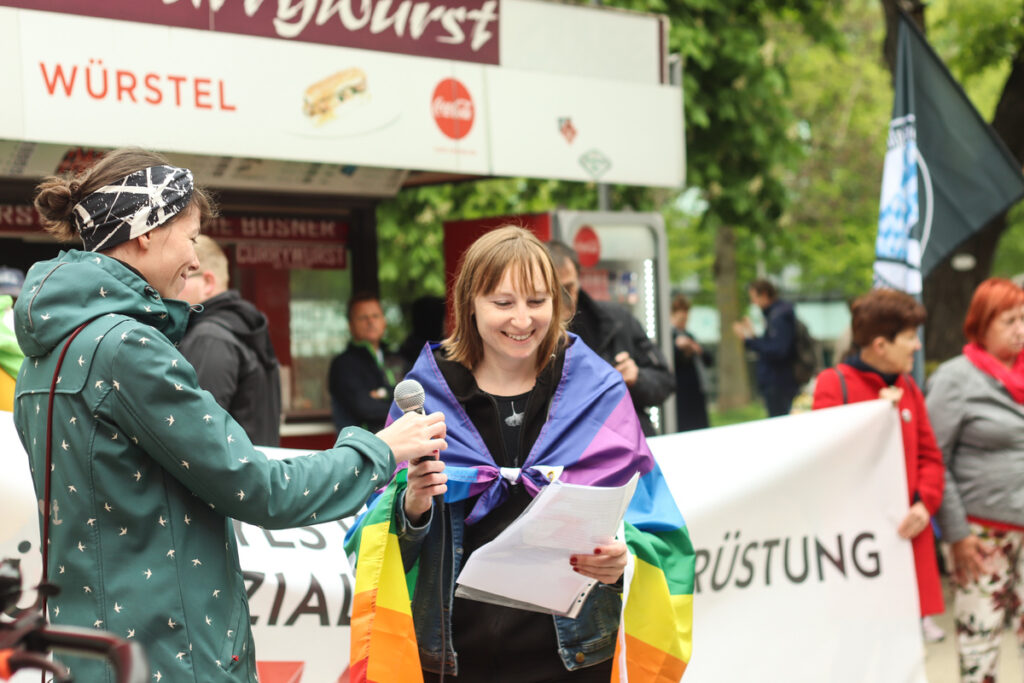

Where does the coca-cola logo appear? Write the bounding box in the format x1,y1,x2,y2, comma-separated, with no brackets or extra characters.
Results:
432,78,475,141
574,226,601,267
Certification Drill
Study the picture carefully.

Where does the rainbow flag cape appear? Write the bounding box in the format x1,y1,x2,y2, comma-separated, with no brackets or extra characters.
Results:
0,295,23,412
345,337,693,681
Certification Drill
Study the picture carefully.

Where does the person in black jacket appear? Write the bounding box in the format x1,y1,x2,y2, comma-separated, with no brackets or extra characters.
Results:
328,292,404,433
179,236,282,446
732,278,799,417
546,242,674,436
671,294,711,431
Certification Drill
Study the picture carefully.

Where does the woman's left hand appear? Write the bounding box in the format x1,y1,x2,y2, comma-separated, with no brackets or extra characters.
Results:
897,501,930,539
570,541,628,584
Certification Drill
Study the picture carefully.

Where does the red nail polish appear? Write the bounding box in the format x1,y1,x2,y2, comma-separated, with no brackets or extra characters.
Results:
593,548,602,555
572,567,580,573
570,557,578,565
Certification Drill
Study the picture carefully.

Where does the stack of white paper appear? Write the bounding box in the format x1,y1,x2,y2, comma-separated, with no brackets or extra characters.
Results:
455,473,638,618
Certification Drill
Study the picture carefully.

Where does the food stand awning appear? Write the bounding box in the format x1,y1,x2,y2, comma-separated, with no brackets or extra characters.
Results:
0,0,684,192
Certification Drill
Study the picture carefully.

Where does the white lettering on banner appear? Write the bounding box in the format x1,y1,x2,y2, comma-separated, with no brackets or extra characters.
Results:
651,400,927,682
38,60,237,111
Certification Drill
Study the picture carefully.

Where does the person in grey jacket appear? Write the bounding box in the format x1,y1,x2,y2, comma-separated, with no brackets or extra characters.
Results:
927,277,1024,683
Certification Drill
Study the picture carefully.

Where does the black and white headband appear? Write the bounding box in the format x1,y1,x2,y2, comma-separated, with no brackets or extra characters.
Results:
71,165,194,252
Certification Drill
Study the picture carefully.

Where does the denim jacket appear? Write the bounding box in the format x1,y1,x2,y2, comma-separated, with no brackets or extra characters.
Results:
396,493,622,675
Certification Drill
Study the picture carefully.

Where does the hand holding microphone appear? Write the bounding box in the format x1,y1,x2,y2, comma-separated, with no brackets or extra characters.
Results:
386,379,448,522
374,379,448,465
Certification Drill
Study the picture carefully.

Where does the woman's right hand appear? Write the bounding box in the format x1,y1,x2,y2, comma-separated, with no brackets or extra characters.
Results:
403,455,447,523
375,411,447,465
952,534,995,586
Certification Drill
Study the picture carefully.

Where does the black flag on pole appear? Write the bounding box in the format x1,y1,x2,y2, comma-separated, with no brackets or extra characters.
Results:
874,13,1024,294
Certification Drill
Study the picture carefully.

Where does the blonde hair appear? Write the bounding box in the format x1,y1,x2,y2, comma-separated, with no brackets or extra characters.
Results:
33,147,216,243
443,226,566,371
194,235,230,287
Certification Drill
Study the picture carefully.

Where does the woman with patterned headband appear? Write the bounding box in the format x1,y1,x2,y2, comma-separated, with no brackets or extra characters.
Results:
11,147,447,682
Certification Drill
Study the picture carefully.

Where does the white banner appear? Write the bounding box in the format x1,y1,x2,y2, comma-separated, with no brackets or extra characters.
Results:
652,399,926,682
1,399,925,682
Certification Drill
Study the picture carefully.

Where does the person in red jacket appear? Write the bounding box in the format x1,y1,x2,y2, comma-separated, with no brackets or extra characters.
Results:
812,289,945,626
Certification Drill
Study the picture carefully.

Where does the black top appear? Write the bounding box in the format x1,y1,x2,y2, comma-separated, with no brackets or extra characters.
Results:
327,342,403,433
672,329,710,432
848,354,900,386
489,389,533,467
428,344,613,682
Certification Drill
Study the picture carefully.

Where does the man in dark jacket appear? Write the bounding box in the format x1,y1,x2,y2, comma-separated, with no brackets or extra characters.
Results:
732,278,799,417
179,236,282,445
328,293,404,433
547,242,674,436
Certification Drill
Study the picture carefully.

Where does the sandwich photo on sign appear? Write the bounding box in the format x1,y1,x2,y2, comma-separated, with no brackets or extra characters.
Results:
302,68,369,124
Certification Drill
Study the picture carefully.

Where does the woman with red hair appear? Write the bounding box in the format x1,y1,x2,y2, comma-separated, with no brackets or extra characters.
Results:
927,277,1024,683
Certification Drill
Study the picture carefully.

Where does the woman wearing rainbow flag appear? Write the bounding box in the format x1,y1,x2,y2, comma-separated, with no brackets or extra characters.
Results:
346,226,694,682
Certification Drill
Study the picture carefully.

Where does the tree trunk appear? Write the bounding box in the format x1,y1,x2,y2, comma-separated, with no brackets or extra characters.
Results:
880,0,925,73
921,217,1004,361
714,223,752,410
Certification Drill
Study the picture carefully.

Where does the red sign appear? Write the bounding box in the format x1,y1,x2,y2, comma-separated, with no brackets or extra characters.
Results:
0,0,500,65
206,217,349,243
0,205,45,234
573,225,601,267
55,147,107,175
0,206,348,253
432,79,475,141
236,243,347,270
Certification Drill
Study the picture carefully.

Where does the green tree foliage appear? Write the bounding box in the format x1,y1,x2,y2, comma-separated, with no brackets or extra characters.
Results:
773,0,890,298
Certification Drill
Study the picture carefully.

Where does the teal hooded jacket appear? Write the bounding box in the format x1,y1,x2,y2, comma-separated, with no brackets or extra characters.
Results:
12,250,395,682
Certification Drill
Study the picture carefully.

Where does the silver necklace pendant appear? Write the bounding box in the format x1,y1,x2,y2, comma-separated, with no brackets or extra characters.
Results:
505,401,524,427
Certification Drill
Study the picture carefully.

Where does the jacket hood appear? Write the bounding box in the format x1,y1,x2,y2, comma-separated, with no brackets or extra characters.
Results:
13,250,191,358
189,290,278,370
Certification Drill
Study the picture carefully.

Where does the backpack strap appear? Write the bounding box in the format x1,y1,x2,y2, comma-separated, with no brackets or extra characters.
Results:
834,367,848,405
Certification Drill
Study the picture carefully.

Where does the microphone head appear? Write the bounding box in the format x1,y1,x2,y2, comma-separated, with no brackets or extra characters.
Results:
394,379,426,414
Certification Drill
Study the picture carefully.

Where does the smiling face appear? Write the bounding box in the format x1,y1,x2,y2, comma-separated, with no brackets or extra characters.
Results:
135,206,201,299
472,264,553,373
982,304,1024,364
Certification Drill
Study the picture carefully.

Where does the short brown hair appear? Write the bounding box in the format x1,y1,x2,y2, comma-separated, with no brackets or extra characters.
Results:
671,294,691,313
443,226,566,371
33,147,216,243
850,289,926,348
963,278,1024,346
748,278,777,299
347,291,381,321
